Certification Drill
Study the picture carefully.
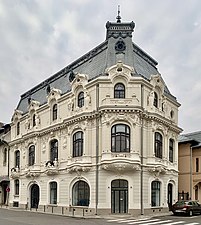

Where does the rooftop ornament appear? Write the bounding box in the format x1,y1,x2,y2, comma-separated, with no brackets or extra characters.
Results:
116,5,121,23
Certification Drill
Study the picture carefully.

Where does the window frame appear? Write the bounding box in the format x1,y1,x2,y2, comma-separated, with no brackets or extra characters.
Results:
153,92,158,108
15,179,19,195
78,91,84,108
196,158,199,173
52,104,58,121
73,131,83,157
3,148,7,166
72,181,90,206
114,83,125,99
50,139,58,161
15,150,20,168
17,121,20,135
154,132,163,159
111,124,130,153
50,181,57,204
151,181,161,207
169,139,174,163
28,145,35,166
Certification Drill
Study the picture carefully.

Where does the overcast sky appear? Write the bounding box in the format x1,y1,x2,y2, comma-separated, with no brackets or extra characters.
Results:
0,0,200,134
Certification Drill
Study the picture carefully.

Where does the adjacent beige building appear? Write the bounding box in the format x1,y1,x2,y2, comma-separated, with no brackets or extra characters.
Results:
7,15,181,216
178,132,201,201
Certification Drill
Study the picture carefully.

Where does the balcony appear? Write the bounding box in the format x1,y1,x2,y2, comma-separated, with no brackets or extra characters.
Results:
100,151,140,172
10,167,20,179
67,156,92,173
45,160,59,175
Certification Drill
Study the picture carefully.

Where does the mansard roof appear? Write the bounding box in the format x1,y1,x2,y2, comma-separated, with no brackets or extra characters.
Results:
16,18,176,115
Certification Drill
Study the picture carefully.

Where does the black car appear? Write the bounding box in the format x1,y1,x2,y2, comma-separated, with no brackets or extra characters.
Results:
172,200,201,216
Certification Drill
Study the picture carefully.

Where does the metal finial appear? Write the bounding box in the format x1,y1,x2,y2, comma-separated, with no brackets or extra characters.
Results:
116,5,121,23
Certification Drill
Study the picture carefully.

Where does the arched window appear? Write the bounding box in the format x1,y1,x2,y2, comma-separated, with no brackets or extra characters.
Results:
114,83,125,98
73,131,83,157
50,182,57,204
111,124,130,152
33,114,36,127
72,181,90,206
50,139,58,161
15,179,19,195
29,145,35,166
15,150,20,168
78,91,84,108
151,181,161,207
155,132,163,159
153,92,158,108
52,104,57,121
169,139,174,163
17,122,20,135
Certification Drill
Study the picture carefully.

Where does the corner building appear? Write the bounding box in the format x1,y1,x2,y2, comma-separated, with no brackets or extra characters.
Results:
9,16,181,216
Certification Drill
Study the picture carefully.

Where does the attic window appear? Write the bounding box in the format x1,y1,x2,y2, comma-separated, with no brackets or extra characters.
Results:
117,67,122,72
115,40,126,52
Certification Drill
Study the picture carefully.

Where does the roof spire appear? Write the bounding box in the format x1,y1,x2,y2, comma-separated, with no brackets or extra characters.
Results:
116,5,121,23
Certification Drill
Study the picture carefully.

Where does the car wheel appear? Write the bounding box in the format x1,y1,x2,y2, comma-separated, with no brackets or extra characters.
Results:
189,210,193,217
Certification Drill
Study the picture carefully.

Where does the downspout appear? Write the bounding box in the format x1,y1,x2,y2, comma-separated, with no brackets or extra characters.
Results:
140,84,144,215
95,84,100,215
190,145,193,199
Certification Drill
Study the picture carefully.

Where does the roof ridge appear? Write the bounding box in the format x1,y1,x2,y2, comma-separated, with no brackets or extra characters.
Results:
182,130,201,136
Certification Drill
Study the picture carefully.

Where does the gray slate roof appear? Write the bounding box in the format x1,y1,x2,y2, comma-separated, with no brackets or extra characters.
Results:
179,131,201,147
16,19,176,115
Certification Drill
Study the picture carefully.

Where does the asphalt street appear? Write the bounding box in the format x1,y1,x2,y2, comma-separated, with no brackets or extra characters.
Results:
0,208,201,225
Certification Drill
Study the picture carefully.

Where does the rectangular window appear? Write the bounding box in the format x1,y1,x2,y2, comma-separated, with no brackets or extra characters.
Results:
15,180,19,195
3,148,7,166
196,158,199,172
50,182,57,204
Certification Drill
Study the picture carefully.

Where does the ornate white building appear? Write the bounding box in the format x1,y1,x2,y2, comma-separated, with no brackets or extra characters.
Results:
8,15,181,216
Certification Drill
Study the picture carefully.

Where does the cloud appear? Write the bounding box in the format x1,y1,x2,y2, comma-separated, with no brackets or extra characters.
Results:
0,0,201,134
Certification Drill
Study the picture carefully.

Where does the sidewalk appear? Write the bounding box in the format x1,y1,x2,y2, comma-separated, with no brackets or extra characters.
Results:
0,205,172,220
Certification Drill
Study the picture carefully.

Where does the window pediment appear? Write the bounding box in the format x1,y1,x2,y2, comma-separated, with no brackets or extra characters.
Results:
106,61,134,81
28,100,40,113
12,109,23,123
71,73,88,93
150,74,165,93
47,88,62,105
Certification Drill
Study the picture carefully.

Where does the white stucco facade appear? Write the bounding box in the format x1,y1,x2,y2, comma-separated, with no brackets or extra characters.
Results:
8,60,181,216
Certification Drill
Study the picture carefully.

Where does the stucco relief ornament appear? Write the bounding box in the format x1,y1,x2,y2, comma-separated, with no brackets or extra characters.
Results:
148,166,167,177
148,90,154,108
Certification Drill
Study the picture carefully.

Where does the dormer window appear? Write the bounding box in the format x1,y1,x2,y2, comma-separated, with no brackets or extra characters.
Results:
52,104,57,121
114,83,125,98
33,114,36,127
153,92,158,108
17,122,20,135
78,91,84,108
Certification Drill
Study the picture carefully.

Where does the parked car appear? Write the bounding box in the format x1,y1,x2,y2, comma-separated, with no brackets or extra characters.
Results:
172,200,201,216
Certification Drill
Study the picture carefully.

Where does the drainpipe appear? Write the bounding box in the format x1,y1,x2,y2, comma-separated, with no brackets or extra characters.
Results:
95,84,100,215
190,145,193,199
140,84,144,215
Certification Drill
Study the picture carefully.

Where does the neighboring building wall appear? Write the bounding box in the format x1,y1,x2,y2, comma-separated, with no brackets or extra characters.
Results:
178,132,201,202
0,123,11,205
178,143,191,198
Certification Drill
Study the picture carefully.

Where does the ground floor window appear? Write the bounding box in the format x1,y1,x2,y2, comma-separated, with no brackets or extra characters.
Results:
72,181,90,206
151,181,161,207
50,182,57,204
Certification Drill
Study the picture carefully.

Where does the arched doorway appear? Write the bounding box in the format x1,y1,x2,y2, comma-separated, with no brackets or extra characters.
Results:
111,179,128,214
30,184,39,208
167,183,173,210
